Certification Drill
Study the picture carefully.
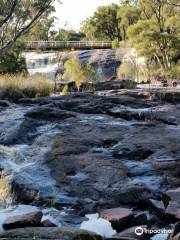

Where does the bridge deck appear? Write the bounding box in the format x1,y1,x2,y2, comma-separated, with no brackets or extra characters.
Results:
25,41,113,50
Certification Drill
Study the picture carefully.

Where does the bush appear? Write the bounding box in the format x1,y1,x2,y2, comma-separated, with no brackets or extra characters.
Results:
61,85,69,95
0,75,52,101
0,43,27,74
63,57,95,91
112,39,119,49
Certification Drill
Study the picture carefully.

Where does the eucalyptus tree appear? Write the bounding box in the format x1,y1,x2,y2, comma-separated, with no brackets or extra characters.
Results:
128,0,180,70
0,0,57,52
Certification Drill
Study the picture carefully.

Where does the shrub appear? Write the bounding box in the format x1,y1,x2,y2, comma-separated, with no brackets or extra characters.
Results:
63,57,84,91
112,39,119,49
0,42,27,74
0,75,52,101
63,57,95,91
118,61,136,81
61,85,69,95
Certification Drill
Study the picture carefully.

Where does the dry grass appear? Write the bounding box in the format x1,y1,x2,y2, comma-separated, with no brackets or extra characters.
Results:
0,177,12,206
0,74,53,101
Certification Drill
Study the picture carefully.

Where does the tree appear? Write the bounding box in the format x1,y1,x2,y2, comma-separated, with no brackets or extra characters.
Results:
63,57,95,91
0,42,27,73
127,0,180,70
25,16,57,41
80,18,96,41
55,29,85,41
118,4,140,40
0,0,57,52
81,4,121,41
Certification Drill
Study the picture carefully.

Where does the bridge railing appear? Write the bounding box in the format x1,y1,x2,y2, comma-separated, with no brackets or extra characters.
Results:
25,41,113,49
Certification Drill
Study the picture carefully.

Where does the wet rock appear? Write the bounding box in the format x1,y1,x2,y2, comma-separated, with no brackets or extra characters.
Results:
100,207,133,231
3,211,43,230
0,100,11,107
149,199,165,215
0,89,180,219
0,227,102,240
41,219,57,227
167,222,180,240
132,212,148,226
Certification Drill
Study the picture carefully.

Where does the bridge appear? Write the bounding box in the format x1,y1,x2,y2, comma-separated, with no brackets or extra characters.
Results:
25,41,113,50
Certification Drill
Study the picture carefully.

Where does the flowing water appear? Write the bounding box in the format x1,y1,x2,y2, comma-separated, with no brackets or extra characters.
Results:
24,51,63,81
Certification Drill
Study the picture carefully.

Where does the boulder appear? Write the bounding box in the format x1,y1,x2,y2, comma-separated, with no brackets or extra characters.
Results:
25,107,76,121
0,227,102,240
164,188,180,221
100,207,133,231
41,219,57,227
166,201,180,221
131,212,148,226
3,211,43,230
108,225,149,240
167,222,180,240
149,199,165,214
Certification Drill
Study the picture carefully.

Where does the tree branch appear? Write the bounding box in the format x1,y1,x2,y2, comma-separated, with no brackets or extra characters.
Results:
0,0,18,28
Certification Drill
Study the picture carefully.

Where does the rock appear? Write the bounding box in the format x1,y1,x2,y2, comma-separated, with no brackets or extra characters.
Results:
118,186,154,204
166,201,180,221
164,188,180,205
3,211,43,230
132,212,148,226
168,222,180,240
0,227,102,240
41,219,57,227
63,49,121,81
100,207,133,231
0,89,180,218
0,100,11,107
164,188,180,221
25,107,76,121
149,199,165,214
108,225,149,240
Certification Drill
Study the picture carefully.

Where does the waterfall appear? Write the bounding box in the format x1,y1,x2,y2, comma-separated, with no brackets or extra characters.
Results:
23,52,62,81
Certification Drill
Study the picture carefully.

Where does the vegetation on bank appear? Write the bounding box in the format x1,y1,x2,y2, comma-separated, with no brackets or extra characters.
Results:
81,0,180,82
0,75,52,101
63,57,95,91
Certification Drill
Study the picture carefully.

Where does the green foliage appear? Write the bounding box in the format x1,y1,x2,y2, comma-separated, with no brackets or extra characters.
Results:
118,4,140,40
112,39,120,48
0,43,27,74
82,64,95,82
63,57,84,90
56,29,85,41
81,4,121,41
0,0,56,51
122,80,137,89
61,85,69,95
118,61,136,80
127,0,180,80
25,16,56,41
63,57,95,91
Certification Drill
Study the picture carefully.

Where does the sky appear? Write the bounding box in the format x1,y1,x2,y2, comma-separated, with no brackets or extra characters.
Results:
54,0,120,31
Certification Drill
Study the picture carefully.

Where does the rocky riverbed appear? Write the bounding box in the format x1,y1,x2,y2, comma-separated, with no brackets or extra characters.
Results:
0,89,180,240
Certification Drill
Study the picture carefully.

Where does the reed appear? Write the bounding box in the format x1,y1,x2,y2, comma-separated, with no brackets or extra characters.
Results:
0,74,52,101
